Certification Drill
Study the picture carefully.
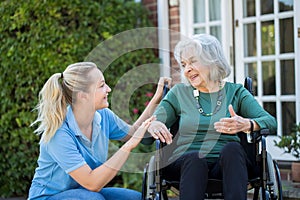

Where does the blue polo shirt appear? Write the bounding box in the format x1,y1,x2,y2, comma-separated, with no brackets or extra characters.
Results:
28,107,129,200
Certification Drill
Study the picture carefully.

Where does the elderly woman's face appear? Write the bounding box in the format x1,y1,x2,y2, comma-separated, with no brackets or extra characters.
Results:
181,49,210,89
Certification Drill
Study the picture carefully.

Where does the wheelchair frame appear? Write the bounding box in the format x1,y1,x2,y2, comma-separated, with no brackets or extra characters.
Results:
142,77,282,200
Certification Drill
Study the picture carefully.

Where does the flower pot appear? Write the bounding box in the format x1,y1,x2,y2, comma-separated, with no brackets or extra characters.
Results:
292,161,300,182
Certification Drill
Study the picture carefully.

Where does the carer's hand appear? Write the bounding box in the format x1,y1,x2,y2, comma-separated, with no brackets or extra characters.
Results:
214,105,250,134
153,77,172,101
126,116,156,150
147,120,173,144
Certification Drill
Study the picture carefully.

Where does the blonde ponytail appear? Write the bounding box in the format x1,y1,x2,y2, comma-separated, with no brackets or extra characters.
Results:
32,62,97,143
31,73,67,143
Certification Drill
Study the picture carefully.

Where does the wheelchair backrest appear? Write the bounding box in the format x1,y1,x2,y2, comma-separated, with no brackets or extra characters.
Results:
162,77,260,177
167,77,253,138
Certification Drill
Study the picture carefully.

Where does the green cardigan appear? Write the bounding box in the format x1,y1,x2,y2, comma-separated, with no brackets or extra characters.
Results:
154,82,277,163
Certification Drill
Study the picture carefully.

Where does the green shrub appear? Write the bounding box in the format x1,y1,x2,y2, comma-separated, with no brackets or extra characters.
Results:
274,123,300,159
0,0,158,197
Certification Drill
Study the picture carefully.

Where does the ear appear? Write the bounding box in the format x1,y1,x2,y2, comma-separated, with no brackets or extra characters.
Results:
77,91,88,100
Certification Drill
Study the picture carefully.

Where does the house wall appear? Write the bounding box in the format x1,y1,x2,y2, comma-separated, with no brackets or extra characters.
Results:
142,0,181,84
142,0,158,27
169,3,181,84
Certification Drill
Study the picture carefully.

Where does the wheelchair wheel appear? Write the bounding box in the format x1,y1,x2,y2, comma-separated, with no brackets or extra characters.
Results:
142,163,149,200
272,160,283,200
266,153,283,200
142,156,157,200
259,187,269,200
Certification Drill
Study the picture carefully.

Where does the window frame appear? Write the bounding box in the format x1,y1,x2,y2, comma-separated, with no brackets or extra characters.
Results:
179,0,300,161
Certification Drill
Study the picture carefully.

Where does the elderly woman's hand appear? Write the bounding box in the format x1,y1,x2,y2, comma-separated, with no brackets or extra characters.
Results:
214,105,252,134
147,120,173,144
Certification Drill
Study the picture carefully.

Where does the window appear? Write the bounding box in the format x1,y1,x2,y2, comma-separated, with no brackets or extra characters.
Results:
193,0,222,42
180,0,299,141
235,0,296,136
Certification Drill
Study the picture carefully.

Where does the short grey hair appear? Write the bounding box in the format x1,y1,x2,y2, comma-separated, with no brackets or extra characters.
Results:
174,34,231,82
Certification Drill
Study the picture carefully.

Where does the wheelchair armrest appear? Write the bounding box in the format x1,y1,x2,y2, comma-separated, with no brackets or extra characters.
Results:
253,128,269,143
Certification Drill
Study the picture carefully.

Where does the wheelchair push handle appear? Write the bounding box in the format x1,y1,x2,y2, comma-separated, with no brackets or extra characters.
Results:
244,77,253,95
163,83,169,97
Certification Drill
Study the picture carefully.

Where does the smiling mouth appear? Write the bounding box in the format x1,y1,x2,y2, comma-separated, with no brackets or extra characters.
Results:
190,74,198,81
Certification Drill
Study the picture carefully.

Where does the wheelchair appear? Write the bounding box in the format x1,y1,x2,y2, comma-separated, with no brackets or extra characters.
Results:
142,77,283,200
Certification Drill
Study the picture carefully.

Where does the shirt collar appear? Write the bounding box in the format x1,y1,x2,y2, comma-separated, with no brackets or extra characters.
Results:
66,106,102,138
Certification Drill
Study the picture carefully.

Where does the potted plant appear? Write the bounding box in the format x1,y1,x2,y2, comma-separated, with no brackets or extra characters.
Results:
274,123,300,182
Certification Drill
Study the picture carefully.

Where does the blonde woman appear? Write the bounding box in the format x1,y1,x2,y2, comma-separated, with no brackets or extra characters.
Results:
28,62,171,200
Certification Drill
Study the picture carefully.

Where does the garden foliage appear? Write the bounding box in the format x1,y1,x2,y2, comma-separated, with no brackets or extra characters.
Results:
0,0,158,197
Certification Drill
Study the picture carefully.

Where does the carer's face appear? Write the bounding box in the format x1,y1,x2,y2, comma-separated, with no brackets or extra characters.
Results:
88,68,111,110
181,50,210,89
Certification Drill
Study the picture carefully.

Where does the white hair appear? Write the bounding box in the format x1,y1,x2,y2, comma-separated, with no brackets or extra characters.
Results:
174,34,231,83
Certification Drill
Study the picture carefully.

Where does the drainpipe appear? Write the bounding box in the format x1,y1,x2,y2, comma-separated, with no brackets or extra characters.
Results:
157,0,170,77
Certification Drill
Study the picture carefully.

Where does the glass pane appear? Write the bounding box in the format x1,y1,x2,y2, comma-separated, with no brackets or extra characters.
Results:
282,102,296,136
194,0,205,23
243,0,255,17
263,102,277,135
262,61,275,95
261,0,274,15
263,102,276,118
281,60,295,95
210,26,221,43
279,0,293,12
243,23,256,57
261,21,275,55
194,27,206,34
209,0,221,21
245,63,257,95
280,18,294,53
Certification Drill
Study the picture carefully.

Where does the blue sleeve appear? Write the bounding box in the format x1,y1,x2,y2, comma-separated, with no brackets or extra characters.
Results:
97,108,130,140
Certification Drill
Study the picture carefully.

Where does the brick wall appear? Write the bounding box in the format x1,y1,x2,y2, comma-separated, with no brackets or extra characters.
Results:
169,3,181,83
142,0,181,84
142,0,158,27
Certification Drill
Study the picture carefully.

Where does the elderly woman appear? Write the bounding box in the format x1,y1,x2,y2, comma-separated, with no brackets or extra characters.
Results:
28,62,171,200
147,34,277,200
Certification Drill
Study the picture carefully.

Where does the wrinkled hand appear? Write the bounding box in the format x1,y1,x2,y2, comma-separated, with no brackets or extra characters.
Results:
147,120,173,144
214,104,250,134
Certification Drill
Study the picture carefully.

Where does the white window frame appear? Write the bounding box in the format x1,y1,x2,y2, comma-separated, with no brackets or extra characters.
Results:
295,0,300,124
234,0,299,161
179,0,300,161
179,0,234,81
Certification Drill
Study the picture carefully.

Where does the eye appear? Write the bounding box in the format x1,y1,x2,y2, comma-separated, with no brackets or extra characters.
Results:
98,82,105,88
98,80,106,88
181,62,186,68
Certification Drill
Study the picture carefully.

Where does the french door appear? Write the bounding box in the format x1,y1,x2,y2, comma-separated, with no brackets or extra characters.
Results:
234,0,299,137
180,0,299,137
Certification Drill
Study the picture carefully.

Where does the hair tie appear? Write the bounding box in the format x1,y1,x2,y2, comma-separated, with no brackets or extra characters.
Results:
61,73,64,79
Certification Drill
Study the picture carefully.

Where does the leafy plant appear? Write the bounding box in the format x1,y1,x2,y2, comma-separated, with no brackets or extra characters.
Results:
274,123,300,159
0,0,157,197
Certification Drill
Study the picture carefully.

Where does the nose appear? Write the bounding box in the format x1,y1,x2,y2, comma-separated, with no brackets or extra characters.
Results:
106,84,111,93
184,64,192,74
